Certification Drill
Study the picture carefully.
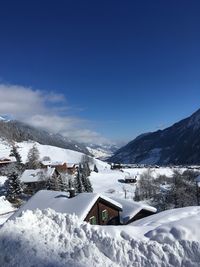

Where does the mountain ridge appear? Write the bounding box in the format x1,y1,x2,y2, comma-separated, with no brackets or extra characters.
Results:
0,119,90,155
110,108,200,165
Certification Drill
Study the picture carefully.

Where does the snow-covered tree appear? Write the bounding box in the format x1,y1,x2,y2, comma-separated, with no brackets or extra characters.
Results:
81,154,93,165
5,171,23,203
74,167,84,193
151,170,199,211
59,173,70,192
26,144,40,169
9,145,24,172
47,176,58,191
137,169,156,200
79,163,93,192
134,185,140,201
9,145,22,164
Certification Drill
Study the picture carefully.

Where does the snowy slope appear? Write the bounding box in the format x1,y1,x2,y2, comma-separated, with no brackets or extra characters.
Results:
87,143,119,160
87,146,112,159
1,208,200,267
0,139,110,171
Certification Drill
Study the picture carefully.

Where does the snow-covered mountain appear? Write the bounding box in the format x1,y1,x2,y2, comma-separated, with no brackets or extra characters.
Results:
110,108,200,165
87,143,119,160
0,119,89,155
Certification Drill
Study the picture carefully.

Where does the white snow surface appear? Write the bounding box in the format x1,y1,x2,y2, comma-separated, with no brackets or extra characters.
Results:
0,196,16,225
132,206,200,242
1,208,200,267
10,190,122,221
0,196,15,214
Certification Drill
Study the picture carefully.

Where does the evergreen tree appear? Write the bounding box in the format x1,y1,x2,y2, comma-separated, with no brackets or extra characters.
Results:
5,171,23,202
47,175,61,191
26,144,40,169
68,176,74,189
93,164,98,173
59,174,69,192
80,163,93,192
9,145,22,164
134,186,140,201
74,167,83,193
9,145,24,172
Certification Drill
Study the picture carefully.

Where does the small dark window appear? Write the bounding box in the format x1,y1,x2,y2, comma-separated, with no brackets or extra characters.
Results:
102,209,108,221
89,216,96,225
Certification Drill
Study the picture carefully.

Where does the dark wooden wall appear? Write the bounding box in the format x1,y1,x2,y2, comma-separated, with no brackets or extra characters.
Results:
85,198,120,225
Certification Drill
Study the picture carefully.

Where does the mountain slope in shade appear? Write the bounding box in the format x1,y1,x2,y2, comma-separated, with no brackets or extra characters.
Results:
110,108,200,165
0,120,89,155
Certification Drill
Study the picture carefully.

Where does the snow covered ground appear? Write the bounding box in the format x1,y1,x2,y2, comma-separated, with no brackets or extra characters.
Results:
0,196,16,225
1,139,200,266
1,208,200,267
89,166,188,200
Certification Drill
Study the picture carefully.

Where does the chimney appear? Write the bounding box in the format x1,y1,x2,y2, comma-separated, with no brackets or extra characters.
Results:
68,188,75,198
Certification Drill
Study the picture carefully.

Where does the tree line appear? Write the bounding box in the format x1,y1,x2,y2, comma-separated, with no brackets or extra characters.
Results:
134,168,200,211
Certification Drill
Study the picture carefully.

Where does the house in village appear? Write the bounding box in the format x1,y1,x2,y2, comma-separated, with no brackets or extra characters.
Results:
0,156,16,168
124,175,137,183
20,168,60,194
41,161,77,175
111,163,122,170
10,190,156,225
10,190,122,225
110,196,157,224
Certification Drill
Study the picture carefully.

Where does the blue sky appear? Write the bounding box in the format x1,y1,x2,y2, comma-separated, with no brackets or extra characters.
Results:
0,0,200,144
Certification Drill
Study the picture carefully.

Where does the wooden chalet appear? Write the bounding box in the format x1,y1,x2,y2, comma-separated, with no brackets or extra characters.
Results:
110,196,157,224
124,175,137,183
10,190,123,226
41,161,77,175
111,163,122,170
0,156,16,168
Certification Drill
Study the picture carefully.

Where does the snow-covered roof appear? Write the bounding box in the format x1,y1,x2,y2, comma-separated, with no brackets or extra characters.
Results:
21,168,55,183
41,161,75,168
41,161,66,166
67,163,76,168
10,190,122,221
110,197,157,224
0,156,16,163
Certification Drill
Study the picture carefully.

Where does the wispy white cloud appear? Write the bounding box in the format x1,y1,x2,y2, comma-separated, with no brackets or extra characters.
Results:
0,84,110,144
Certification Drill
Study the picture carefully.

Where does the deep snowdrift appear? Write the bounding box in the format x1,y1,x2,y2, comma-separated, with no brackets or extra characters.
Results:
0,208,200,267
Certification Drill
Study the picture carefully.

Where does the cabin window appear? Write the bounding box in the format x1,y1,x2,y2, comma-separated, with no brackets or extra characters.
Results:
89,216,96,225
102,209,108,221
